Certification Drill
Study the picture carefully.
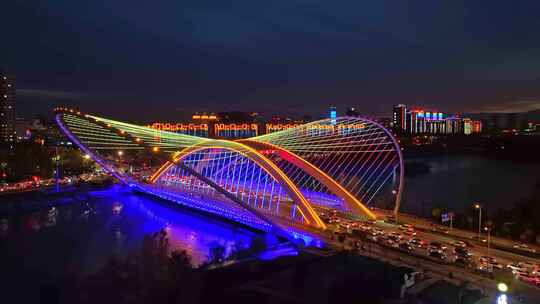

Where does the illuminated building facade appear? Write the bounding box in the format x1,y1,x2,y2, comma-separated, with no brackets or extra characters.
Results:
445,115,463,134
146,122,209,137
395,104,481,136
472,120,482,133
392,104,406,133
192,112,218,122
214,123,258,138
329,106,337,125
0,71,15,147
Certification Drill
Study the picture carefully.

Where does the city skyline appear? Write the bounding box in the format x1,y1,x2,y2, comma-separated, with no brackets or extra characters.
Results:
2,3,540,302
2,2,540,121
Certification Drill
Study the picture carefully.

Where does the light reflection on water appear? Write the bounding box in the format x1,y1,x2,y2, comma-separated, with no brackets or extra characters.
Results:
0,187,259,275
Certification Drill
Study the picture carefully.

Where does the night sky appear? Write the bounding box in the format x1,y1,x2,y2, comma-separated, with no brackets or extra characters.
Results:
2,1,540,121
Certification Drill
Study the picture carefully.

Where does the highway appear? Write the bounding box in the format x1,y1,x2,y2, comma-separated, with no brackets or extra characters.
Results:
314,208,540,302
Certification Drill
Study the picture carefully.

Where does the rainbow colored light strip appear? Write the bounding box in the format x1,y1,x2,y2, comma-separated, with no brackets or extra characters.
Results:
54,107,404,240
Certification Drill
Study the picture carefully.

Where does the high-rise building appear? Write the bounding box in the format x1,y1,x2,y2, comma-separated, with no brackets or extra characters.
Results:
395,104,481,136
0,70,15,147
329,106,337,125
392,104,406,133
445,115,463,134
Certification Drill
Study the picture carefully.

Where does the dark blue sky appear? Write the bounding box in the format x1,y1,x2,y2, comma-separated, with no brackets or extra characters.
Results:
2,1,540,120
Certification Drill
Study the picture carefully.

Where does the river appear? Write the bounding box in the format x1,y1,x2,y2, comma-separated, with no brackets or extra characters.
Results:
0,186,260,279
402,154,540,217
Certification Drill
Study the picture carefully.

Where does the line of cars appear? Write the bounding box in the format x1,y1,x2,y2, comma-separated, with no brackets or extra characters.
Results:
322,210,540,289
507,261,540,287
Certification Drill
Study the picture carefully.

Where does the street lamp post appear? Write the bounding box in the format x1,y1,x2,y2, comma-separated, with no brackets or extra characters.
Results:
55,146,60,193
392,189,398,224
484,226,492,256
474,203,482,239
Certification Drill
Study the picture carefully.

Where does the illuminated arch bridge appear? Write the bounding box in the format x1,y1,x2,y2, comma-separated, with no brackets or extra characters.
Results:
55,107,404,244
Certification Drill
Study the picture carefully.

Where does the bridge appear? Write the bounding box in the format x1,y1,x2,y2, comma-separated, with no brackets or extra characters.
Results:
54,107,404,245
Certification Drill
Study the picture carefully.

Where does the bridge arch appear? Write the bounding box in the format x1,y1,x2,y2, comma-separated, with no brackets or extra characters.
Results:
253,116,404,216
151,140,326,229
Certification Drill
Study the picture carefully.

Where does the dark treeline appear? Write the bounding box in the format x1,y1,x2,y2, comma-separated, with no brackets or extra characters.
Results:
0,142,93,182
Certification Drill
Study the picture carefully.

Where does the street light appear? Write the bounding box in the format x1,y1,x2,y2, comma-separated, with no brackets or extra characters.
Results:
484,226,492,256
497,282,508,293
474,203,482,239
83,154,91,160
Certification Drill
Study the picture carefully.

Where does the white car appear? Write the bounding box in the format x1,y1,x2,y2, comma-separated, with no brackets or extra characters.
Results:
513,244,537,253
507,263,528,274
452,241,467,248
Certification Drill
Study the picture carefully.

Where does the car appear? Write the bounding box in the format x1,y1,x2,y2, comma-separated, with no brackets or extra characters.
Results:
513,244,537,253
455,257,471,267
430,224,450,234
452,241,467,248
372,227,385,235
385,238,396,246
517,273,540,286
367,232,379,241
477,264,493,273
409,238,427,248
399,242,414,251
488,262,504,270
518,261,538,271
507,263,526,273
339,222,351,230
402,229,417,237
479,256,497,264
454,247,473,257
399,224,414,231
471,236,487,243
388,232,402,240
429,242,447,250
358,224,371,231
429,250,447,260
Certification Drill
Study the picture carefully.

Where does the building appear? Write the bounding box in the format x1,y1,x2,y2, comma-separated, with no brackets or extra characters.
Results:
0,70,15,148
395,104,481,136
445,115,463,134
472,120,482,133
346,107,360,117
392,104,406,133
329,106,337,125
14,118,31,142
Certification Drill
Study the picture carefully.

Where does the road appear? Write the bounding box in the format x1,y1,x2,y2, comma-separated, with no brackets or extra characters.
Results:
313,208,540,302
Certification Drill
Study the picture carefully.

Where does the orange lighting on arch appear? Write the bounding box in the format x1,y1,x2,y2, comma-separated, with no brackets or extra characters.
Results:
149,140,326,229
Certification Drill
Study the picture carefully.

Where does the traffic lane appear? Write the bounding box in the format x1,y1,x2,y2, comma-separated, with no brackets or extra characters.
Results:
374,219,540,265
413,229,540,266
376,210,540,256
329,232,540,301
